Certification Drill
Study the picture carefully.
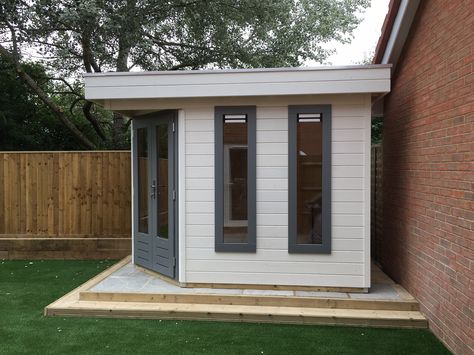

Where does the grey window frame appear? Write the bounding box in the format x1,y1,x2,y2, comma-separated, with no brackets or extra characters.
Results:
215,106,256,252
288,105,332,254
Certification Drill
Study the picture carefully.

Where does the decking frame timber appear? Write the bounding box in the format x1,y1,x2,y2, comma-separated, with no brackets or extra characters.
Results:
45,257,427,329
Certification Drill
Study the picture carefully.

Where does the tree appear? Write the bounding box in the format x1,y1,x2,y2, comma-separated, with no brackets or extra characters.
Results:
1,0,370,149
0,58,87,150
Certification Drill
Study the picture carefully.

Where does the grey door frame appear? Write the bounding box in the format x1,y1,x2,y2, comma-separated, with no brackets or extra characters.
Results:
132,110,178,279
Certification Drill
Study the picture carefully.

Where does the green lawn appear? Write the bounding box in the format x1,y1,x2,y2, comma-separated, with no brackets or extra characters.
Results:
0,260,450,355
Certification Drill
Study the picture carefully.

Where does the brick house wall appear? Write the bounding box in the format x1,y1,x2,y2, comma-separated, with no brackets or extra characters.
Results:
381,1,473,354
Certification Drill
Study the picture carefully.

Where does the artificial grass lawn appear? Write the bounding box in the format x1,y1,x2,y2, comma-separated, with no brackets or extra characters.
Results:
0,260,450,355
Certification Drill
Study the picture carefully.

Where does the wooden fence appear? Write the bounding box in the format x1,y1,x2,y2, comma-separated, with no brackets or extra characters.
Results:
0,151,131,259
371,145,383,264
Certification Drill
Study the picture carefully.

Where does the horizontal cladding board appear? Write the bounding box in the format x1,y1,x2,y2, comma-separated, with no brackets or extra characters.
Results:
86,80,389,100
333,166,365,178
184,128,363,144
185,213,365,227
186,237,363,251
257,202,288,214
257,143,288,155
333,190,365,202
257,107,366,119
256,119,287,130
333,154,364,166
333,177,364,189
186,167,213,178
185,179,214,190
333,202,364,214
185,155,213,167
186,201,214,213
185,154,364,168
187,213,300,226
255,214,288,226
185,248,363,263
185,225,364,239
185,260,364,275
256,155,288,166
185,119,214,131
185,143,213,154
333,215,365,226
256,178,287,190
256,130,288,142
333,117,367,129
186,214,214,225
185,131,214,143
185,272,364,287
333,142,365,154
186,190,215,202
256,190,289,202
332,129,365,142
252,226,364,238
185,201,364,215
257,167,287,179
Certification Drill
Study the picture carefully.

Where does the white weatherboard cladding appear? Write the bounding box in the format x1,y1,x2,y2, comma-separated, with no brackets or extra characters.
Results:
181,94,371,288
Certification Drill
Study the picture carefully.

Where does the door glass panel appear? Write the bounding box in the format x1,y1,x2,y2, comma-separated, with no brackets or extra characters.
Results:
297,116,322,244
137,128,148,233
223,116,248,243
157,124,169,239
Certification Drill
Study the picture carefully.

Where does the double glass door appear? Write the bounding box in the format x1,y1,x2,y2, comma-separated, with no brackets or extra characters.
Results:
133,111,177,278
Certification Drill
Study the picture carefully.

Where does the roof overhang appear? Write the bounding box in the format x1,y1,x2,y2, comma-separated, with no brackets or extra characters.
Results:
373,0,421,68
84,65,391,105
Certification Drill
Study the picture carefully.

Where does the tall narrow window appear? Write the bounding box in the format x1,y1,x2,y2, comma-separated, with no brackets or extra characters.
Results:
215,107,256,252
137,128,149,233
156,123,169,239
289,106,331,253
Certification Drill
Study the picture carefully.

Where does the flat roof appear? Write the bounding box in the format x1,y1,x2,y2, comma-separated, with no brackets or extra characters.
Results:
84,64,392,77
84,65,391,101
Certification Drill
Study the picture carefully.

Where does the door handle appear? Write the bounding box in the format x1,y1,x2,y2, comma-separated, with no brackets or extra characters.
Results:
151,180,156,199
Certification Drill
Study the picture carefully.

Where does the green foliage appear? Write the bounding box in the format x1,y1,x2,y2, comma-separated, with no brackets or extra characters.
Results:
0,259,450,355
0,58,85,150
28,0,371,74
372,116,383,144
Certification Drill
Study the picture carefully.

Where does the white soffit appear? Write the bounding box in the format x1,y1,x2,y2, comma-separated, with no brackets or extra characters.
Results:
84,65,391,101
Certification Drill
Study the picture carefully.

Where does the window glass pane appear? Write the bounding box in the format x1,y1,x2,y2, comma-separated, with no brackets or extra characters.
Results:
297,118,322,244
137,128,148,233
223,118,248,243
157,124,169,239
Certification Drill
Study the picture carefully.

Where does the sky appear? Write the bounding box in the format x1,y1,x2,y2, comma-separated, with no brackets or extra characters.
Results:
313,0,390,66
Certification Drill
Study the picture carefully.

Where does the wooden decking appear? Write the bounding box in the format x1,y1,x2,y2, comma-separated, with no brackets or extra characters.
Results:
45,257,427,328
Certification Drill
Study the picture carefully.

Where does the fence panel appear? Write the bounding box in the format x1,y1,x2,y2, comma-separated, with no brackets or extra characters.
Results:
0,151,131,259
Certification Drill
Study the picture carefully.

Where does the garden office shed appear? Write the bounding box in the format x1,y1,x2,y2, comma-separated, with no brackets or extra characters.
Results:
84,65,391,291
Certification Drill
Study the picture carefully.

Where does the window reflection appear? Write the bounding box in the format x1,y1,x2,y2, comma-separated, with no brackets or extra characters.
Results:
296,115,322,244
137,128,148,233
223,115,248,243
157,124,169,239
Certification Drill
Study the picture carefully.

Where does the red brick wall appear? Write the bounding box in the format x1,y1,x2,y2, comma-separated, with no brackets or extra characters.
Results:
381,1,473,354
